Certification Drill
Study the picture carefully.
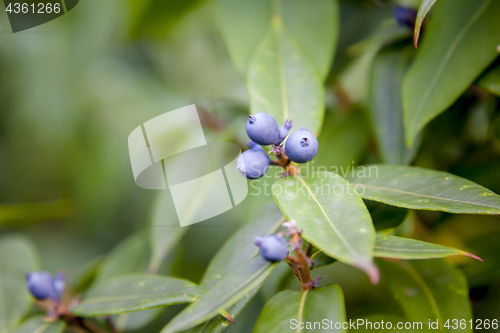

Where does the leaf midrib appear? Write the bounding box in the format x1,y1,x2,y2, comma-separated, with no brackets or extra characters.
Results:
374,246,458,253
34,322,54,333
271,3,290,122
296,176,358,258
79,291,197,305
409,0,491,138
296,291,308,333
401,263,443,325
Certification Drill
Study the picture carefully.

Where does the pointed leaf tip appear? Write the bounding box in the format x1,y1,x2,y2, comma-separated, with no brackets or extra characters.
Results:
358,261,380,285
413,0,438,49
219,309,235,324
462,252,483,262
369,265,380,285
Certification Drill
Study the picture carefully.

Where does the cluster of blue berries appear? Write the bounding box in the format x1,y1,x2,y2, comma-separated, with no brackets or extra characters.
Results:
26,271,65,302
237,113,319,179
254,234,289,262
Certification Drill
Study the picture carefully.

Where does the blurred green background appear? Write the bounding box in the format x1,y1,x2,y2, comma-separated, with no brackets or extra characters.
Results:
1,0,500,332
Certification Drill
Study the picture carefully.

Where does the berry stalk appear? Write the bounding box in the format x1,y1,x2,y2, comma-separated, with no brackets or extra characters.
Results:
283,221,318,291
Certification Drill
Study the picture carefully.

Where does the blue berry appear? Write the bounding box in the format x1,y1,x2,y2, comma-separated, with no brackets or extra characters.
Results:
254,234,289,262
394,6,417,30
246,113,280,145
278,119,293,143
26,271,55,300
237,149,271,179
247,139,265,152
284,129,319,163
52,272,66,300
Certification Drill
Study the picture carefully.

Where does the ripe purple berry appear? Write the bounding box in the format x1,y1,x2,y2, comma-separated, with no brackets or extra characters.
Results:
278,119,293,143
247,139,265,152
254,234,289,262
237,149,271,179
284,129,319,163
246,113,280,145
26,271,55,300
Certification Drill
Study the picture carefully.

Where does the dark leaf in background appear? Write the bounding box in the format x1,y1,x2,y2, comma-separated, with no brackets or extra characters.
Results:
369,44,419,164
215,0,338,79
479,64,500,96
253,284,346,332
379,259,472,332
403,0,500,146
365,201,409,233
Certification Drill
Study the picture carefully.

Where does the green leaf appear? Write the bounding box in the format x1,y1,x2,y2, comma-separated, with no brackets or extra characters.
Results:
312,234,479,269
314,108,370,170
115,308,164,332
129,0,204,39
215,0,270,76
13,316,64,333
97,230,168,330
96,231,151,284
403,0,500,146
71,274,203,317
338,24,411,104
253,285,346,333
201,204,283,289
71,256,103,294
374,235,481,260
95,231,163,330
0,235,40,333
463,98,494,143
161,256,278,333
179,290,258,333
0,200,72,227
247,20,325,134
180,206,283,333
348,165,500,215
272,173,378,283
479,64,500,96
413,0,438,48
215,0,338,79
366,201,409,233
369,45,418,164
379,259,472,332
462,232,500,287
149,191,187,274
310,249,337,270
278,0,339,80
